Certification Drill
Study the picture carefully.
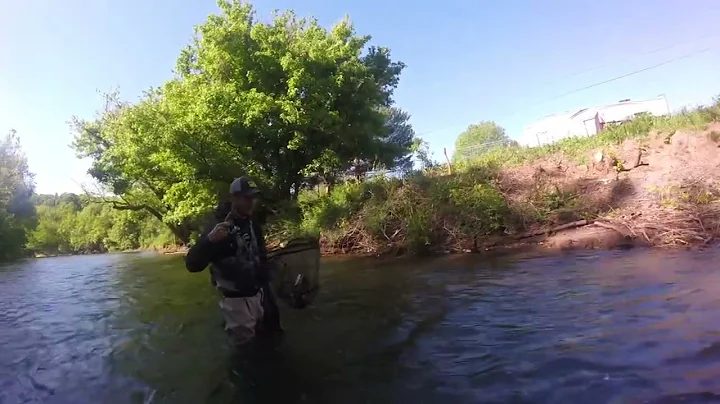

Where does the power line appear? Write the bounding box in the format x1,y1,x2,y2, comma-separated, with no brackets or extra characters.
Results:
454,138,512,152
416,44,714,138
537,33,720,86
534,46,712,106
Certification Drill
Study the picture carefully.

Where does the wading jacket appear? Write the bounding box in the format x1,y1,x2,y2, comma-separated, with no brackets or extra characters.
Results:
185,210,270,298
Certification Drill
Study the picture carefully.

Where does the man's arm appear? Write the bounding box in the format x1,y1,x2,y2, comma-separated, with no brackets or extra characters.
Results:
185,216,219,273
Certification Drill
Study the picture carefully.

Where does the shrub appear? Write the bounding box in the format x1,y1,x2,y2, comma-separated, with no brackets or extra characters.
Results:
288,165,510,253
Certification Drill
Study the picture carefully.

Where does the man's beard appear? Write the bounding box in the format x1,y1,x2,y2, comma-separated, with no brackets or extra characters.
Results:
228,206,251,220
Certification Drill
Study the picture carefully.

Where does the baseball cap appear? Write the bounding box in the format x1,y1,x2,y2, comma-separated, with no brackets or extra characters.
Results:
229,177,259,196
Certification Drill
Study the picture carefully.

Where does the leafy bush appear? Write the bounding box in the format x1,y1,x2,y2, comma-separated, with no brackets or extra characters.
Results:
288,167,510,253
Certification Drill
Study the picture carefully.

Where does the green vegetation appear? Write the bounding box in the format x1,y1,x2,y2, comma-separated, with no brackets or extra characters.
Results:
288,99,720,254
280,170,510,253
281,163,581,254
647,184,719,209
0,131,36,261
0,132,174,260
2,1,720,262
26,194,175,256
70,0,416,246
456,105,720,168
453,121,517,161
2,1,420,261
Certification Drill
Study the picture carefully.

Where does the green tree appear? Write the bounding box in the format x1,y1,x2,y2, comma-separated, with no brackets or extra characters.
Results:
0,130,36,261
72,1,413,241
410,138,436,170
453,121,512,161
26,202,76,254
27,194,176,255
355,107,417,174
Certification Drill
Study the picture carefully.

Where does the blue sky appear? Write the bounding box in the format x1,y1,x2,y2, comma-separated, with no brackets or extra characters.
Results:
2,0,719,194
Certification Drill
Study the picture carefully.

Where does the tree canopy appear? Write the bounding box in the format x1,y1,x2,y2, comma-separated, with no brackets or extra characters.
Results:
26,193,175,255
72,0,416,243
0,131,36,261
453,121,515,161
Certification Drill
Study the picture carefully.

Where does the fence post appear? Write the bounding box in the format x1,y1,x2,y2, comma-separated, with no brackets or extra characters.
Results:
443,148,453,175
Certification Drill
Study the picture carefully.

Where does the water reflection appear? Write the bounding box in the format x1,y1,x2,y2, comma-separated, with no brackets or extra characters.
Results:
3,249,720,403
107,255,444,403
109,254,232,403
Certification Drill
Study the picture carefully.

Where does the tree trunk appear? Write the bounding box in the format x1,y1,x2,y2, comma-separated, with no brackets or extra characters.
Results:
275,180,294,202
169,224,190,246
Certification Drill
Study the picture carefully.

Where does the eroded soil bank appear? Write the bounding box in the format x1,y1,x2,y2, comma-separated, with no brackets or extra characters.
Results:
479,124,720,254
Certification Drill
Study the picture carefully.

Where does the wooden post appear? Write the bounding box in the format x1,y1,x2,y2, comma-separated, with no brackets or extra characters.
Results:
443,148,453,175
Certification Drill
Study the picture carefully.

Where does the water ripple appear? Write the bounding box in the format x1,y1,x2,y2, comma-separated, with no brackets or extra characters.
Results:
2,249,720,403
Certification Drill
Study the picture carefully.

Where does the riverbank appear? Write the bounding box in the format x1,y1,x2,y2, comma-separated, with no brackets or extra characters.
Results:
32,245,189,259
271,101,720,256
24,103,720,262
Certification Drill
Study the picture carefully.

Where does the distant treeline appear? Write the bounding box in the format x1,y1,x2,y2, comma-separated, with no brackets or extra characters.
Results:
0,130,177,261
0,131,36,261
27,193,176,256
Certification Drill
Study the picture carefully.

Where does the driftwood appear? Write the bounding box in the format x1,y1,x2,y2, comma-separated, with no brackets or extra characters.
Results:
592,220,634,238
514,219,589,240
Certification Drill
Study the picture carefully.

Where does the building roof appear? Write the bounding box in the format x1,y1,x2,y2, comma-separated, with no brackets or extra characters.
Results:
526,96,668,129
520,96,670,146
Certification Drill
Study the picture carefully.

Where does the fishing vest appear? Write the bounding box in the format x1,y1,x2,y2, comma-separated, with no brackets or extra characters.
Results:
231,218,261,280
210,217,264,297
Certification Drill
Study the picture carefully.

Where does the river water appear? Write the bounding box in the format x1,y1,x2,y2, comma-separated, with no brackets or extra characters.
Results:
2,250,720,403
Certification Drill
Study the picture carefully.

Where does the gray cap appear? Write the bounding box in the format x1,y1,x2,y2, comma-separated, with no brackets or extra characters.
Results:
229,177,259,196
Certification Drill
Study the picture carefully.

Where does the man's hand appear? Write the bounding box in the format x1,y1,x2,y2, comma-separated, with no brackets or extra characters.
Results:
208,222,232,243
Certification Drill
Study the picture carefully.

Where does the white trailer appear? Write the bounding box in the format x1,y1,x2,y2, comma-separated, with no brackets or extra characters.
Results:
521,96,670,147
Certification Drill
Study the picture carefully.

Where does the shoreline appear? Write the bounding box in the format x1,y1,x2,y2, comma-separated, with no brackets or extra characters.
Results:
323,220,717,261
26,223,716,262
314,207,720,259
319,222,648,259
31,117,720,264
31,246,189,259
25,112,720,263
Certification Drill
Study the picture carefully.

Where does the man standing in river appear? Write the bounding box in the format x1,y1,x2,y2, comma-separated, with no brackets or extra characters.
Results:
185,176,283,351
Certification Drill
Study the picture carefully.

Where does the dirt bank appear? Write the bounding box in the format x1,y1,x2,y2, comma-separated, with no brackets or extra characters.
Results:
482,124,720,253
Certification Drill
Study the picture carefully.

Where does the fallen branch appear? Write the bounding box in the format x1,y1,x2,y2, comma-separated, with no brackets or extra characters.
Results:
514,220,589,240
593,220,634,238
603,202,720,247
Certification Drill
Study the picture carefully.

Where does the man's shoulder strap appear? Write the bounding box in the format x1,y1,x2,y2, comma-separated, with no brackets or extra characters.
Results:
249,220,259,251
